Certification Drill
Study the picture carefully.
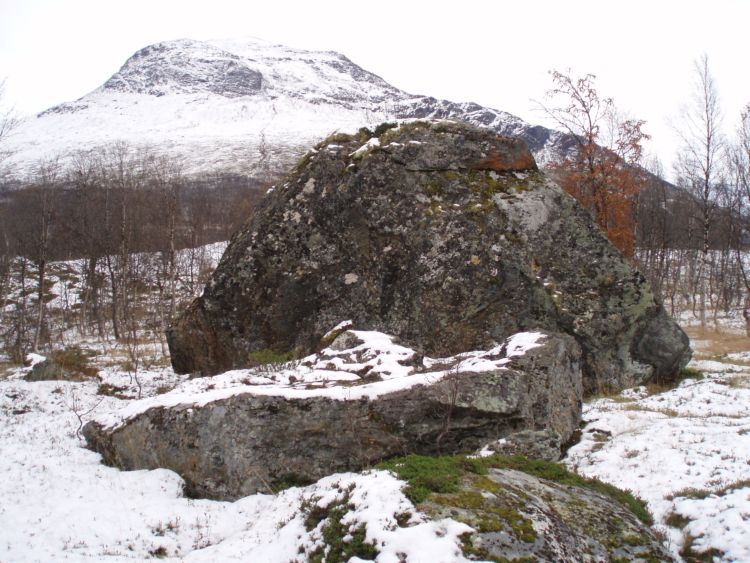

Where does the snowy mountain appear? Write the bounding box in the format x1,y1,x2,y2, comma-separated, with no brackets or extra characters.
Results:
4,37,569,177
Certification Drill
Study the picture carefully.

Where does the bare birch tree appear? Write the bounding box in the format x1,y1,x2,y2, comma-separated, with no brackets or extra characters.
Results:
673,55,725,328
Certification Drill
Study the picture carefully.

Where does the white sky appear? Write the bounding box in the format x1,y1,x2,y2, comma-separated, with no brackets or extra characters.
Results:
0,0,748,175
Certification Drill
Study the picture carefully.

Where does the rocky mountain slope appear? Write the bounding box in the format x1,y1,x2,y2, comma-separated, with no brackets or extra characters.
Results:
4,37,569,177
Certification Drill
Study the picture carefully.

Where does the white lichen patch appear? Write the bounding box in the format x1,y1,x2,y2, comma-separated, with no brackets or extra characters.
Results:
344,273,359,285
283,210,302,223
303,177,316,195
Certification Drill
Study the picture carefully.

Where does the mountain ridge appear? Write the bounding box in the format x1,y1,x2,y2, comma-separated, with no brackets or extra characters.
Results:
6,37,569,177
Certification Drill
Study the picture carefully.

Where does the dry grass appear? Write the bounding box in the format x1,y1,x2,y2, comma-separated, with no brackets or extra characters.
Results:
621,404,679,417
683,327,750,360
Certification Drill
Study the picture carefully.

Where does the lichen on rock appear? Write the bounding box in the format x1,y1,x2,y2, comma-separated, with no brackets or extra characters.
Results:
85,329,582,500
167,119,690,395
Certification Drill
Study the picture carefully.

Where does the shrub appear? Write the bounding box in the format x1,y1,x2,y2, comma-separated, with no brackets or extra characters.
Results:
48,346,99,380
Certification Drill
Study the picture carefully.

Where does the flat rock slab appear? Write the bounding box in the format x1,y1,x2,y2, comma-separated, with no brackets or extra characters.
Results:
85,331,581,500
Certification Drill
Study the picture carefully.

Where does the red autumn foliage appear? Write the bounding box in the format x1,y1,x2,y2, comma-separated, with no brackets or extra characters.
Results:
542,71,650,258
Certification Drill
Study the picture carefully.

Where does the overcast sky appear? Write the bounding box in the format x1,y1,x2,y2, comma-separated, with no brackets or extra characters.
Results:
1,0,748,173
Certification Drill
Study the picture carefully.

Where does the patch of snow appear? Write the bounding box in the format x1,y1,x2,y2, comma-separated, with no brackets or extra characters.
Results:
350,136,380,158
322,320,353,340
25,353,46,367
0,368,474,561
564,365,750,561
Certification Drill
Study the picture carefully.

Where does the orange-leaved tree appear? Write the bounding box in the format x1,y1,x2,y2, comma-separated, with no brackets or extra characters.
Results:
540,70,650,258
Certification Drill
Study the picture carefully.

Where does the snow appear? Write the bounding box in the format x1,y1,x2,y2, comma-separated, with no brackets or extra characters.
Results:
25,353,46,367
564,336,750,561
94,328,548,431
350,136,381,158
2,37,549,179
4,283,750,561
0,367,474,561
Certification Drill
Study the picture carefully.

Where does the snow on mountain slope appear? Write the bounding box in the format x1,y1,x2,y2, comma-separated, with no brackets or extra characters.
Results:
4,37,567,177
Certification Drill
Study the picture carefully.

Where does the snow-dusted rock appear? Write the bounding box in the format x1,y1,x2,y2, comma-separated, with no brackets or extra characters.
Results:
485,428,563,462
168,120,690,393
84,330,582,500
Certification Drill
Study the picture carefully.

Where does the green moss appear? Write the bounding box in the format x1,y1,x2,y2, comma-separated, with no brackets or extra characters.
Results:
428,199,443,216
247,348,295,367
484,502,536,543
470,474,502,494
424,183,444,197
376,455,465,503
620,533,646,546
320,325,349,347
476,516,504,533
442,170,461,182
379,453,651,526
487,455,653,526
433,490,485,510
303,494,378,563
460,533,535,563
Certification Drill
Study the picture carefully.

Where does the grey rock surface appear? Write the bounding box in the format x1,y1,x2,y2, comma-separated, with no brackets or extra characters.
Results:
103,40,263,98
486,429,563,462
168,120,690,394
24,359,67,382
85,331,582,500
426,468,673,562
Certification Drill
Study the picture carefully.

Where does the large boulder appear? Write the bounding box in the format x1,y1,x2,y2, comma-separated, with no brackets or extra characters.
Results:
167,119,690,393
84,330,582,500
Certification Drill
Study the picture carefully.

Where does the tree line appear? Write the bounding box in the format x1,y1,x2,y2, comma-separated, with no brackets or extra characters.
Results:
543,58,750,332
1,57,749,365
0,143,266,362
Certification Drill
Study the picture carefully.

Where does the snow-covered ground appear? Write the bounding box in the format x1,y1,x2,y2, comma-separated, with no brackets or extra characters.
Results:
565,324,750,561
1,329,548,563
1,315,748,561
0,353,475,562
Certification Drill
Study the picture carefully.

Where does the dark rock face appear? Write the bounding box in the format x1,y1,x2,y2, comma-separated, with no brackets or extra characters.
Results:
24,349,99,382
85,331,582,500
167,120,690,393
103,40,263,98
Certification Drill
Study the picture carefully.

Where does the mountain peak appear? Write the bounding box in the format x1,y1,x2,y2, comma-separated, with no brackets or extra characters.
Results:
6,37,568,177
101,39,263,98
